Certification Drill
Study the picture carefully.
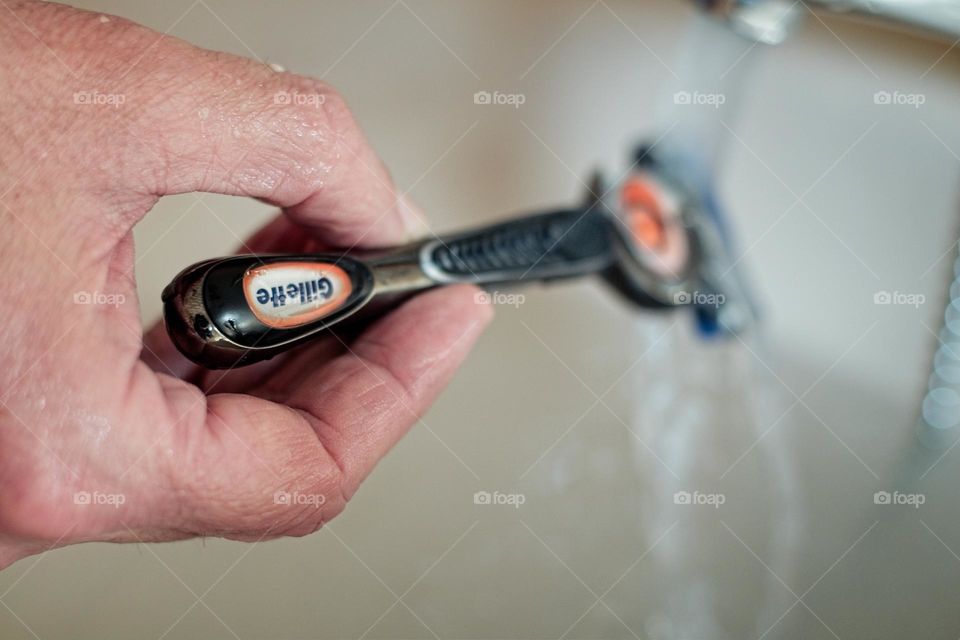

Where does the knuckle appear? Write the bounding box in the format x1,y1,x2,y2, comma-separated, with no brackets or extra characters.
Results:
265,457,348,537
261,78,360,191
270,488,347,538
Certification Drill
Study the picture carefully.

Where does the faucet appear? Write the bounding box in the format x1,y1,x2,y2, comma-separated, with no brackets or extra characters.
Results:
697,0,960,44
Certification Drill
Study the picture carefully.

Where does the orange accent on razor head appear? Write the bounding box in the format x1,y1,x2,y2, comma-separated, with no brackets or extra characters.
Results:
621,177,667,251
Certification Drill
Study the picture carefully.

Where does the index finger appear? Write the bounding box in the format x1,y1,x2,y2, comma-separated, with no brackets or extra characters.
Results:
45,3,423,248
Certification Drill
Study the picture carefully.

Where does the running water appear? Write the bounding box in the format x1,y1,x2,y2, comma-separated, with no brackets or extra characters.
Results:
630,13,802,639
655,10,761,171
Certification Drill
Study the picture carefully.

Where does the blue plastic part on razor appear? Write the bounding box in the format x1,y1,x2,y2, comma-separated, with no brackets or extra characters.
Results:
632,142,756,338
695,186,732,338
695,306,722,337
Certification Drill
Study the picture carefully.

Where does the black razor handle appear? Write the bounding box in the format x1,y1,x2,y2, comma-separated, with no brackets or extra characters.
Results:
163,208,616,369
421,208,614,284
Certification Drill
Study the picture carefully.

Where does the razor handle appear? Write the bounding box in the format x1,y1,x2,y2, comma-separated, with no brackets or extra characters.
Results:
417,207,613,284
162,208,614,369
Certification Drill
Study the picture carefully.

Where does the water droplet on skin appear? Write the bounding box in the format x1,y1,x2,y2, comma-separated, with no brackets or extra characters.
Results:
65,408,114,451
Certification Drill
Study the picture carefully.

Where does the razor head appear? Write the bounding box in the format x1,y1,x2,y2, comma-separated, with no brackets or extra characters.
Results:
591,145,756,336
584,171,698,309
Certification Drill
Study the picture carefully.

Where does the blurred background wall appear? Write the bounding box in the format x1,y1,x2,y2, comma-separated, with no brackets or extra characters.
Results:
1,1,959,638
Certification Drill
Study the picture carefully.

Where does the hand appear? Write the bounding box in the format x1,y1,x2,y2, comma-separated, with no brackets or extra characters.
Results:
0,1,491,567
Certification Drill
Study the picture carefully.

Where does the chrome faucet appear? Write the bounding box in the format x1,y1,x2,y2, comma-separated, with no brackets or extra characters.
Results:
698,0,960,44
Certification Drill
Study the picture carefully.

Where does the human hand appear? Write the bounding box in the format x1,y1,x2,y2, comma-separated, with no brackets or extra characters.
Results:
0,1,491,567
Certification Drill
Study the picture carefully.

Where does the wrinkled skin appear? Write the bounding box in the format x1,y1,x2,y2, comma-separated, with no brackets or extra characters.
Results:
0,1,492,568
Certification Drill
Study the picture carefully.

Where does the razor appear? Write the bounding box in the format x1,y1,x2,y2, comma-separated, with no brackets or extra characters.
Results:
163,148,752,369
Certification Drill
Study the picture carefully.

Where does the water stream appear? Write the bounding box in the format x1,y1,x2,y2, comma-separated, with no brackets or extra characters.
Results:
630,13,802,638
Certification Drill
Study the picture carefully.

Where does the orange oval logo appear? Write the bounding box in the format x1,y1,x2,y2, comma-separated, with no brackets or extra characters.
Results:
243,261,352,329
